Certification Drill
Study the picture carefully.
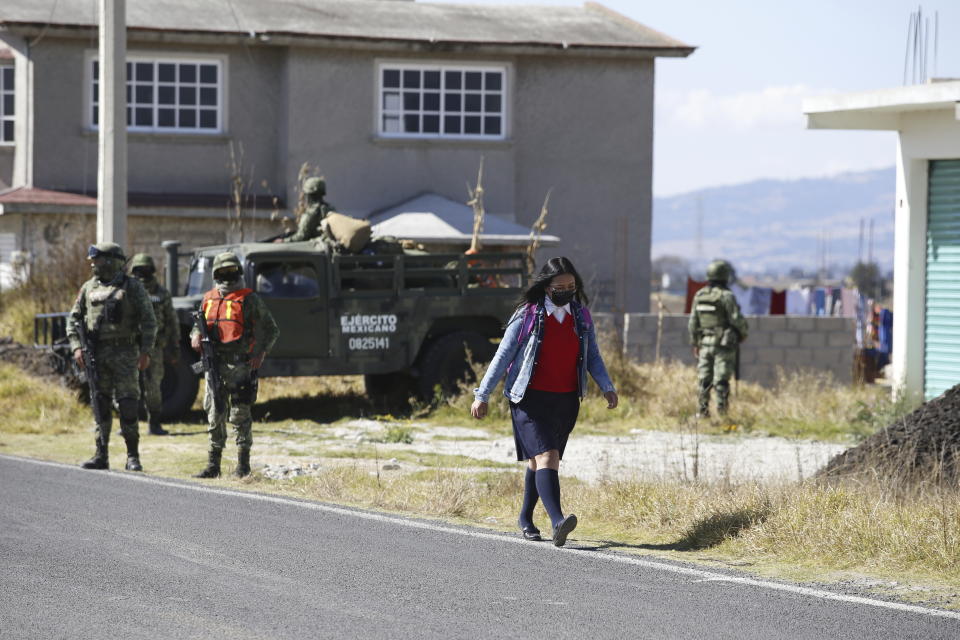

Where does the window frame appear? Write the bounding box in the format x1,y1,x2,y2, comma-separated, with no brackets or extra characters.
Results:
84,50,228,135
0,63,14,145
375,60,509,141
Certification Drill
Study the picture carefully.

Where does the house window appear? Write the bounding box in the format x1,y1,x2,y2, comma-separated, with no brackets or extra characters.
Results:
91,57,222,133
0,66,13,144
378,63,506,139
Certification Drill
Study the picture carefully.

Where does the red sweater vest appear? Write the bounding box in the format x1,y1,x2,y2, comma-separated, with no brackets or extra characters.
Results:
529,313,579,392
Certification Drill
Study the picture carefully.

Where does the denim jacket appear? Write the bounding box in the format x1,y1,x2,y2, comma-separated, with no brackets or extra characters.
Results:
474,300,616,404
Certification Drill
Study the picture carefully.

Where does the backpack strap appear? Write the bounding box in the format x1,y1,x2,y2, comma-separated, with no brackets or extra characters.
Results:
516,302,538,345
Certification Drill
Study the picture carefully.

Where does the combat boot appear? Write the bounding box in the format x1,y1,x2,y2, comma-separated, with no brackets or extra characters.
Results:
81,439,109,470
234,448,251,478
148,418,169,436
124,437,143,472
194,450,222,479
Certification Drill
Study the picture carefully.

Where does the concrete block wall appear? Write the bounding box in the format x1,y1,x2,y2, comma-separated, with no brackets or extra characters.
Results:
594,313,856,386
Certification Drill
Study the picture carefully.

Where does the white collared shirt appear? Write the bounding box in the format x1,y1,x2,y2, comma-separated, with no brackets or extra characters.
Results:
544,297,571,323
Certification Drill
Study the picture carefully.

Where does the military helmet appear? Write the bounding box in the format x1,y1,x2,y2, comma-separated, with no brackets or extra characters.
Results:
706,259,733,283
87,242,125,261
130,253,156,269
212,252,242,272
302,176,326,196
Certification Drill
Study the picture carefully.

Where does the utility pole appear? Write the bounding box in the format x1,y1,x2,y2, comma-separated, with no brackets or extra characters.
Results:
97,0,127,246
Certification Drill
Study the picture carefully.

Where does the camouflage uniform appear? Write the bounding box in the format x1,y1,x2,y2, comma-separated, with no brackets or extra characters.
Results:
67,243,157,471
130,254,178,435
191,252,279,478
284,177,335,243
688,260,748,417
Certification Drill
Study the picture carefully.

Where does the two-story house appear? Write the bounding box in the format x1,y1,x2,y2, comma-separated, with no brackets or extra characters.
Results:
0,0,692,310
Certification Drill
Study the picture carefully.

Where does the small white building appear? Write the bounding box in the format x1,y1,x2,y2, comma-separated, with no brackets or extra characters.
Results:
804,81,960,400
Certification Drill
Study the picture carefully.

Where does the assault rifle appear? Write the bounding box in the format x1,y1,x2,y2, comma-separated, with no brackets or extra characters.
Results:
76,320,108,427
191,310,226,414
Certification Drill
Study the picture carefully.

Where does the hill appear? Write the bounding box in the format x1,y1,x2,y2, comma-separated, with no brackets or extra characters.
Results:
652,167,895,276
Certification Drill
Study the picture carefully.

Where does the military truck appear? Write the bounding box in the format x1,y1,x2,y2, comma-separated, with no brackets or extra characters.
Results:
37,241,526,418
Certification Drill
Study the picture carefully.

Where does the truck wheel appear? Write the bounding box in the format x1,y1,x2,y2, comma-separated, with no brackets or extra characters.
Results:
160,343,200,420
364,372,416,409
416,331,494,401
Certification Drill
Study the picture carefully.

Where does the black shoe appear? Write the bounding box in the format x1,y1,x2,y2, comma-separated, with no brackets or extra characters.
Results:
520,525,542,541
552,514,578,547
194,450,222,479
148,420,169,436
125,456,143,472
81,441,109,470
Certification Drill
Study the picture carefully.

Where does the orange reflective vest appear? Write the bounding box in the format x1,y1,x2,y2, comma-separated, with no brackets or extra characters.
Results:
201,288,253,345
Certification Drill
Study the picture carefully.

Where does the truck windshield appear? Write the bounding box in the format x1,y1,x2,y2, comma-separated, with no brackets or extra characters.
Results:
186,257,213,295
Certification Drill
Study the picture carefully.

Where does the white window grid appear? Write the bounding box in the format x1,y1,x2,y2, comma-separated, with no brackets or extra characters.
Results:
377,63,507,140
0,65,13,144
90,56,223,134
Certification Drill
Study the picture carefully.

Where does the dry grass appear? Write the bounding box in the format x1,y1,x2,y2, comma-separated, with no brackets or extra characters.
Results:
1,361,957,604
0,236,91,344
430,343,907,442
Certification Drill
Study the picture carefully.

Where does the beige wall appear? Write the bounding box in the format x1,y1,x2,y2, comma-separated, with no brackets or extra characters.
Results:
22,36,657,311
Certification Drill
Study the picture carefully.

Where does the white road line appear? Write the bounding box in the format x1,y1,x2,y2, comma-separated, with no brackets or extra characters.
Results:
6,454,960,622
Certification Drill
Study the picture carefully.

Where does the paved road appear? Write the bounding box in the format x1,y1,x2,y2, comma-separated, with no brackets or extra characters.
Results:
1,454,957,639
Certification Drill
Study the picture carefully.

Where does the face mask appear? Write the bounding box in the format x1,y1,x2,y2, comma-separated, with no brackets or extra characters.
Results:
92,258,119,282
550,289,576,307
132,268,155,283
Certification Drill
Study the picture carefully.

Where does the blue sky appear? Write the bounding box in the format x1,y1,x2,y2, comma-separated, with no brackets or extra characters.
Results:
423,1,959,196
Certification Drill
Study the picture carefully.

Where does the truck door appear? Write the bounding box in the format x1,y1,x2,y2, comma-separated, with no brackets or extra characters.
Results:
249,256,328,359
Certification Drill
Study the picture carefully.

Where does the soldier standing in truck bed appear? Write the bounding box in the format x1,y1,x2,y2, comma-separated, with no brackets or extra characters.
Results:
281,177,336,243
191,252,279,478
67,242,157,471
688,259,748,418
129,253,179,436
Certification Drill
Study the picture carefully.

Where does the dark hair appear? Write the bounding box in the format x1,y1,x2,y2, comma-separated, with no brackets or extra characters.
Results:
519,256,589,308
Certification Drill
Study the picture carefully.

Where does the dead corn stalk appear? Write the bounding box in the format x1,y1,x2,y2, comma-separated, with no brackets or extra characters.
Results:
467,157,485,252
526,189,552,276
227,141,254,242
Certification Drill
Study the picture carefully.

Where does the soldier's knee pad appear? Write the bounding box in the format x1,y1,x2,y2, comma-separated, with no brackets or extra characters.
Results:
117,397,139,422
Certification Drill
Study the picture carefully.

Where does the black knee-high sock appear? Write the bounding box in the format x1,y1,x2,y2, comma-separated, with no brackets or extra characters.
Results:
535,468,564,528
519,468,539,529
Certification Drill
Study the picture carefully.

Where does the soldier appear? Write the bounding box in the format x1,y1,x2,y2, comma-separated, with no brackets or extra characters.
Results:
67,242,157,471
191,252,279,478
688,259,748,418
281,177,335,243
129,253,179,436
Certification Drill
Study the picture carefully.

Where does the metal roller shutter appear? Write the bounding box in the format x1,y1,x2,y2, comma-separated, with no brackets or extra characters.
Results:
925,159,960,399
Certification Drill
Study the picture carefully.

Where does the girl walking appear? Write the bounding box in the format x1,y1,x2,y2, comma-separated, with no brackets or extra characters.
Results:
471,257,618,546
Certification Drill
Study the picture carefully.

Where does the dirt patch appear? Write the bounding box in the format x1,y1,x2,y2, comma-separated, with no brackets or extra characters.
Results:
820,383,960,484
0,337,77,387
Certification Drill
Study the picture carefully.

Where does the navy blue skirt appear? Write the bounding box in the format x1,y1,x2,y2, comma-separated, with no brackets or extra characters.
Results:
510,389,581,461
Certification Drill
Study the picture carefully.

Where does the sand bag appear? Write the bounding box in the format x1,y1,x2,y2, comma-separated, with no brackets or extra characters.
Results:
322,213,372,253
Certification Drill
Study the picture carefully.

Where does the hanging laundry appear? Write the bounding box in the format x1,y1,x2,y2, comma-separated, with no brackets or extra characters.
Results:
769,290,786,315
684,277,707,314
829,287,842,316
840,288,859,318
785,288,811,315
855,293,867,348
748,287,773,315
730,283,752,314
813,288,827,316
877,308,893,369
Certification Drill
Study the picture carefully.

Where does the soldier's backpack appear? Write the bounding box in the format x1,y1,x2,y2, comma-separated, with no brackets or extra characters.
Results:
694,286,728,331
322,213,372,254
